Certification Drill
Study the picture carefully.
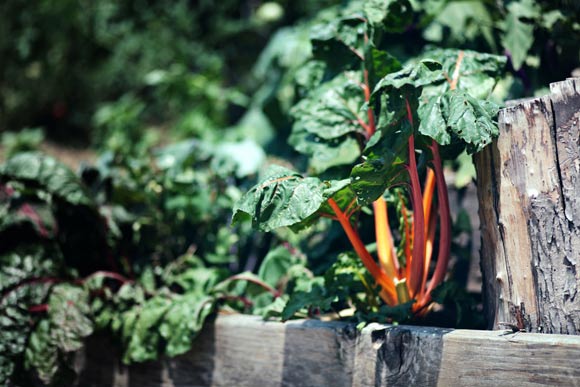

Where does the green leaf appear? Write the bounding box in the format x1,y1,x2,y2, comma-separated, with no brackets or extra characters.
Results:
258,246,296,288
372,59,444,98
365,47,402,89
291,72,367,140
159,294,215,357
418,89,500,154
281,279,334,321
421,48,507,99
350,123,410,205
310,16,366,69
0,152,94,207
48,284,93,353
123,296,172,363
501,0,540,71
232,165,327,232
288,129,361,174
364,0,413,33
24,319,59,384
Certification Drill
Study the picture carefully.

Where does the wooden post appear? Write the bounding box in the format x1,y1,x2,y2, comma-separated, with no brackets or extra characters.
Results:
474,78,580,333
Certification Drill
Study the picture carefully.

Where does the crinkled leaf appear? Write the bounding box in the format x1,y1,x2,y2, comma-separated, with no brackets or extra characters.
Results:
501,0,540,70
350,121,411,205
258,246,296,288
373,59,444,98
24,319,59,384
289,129,361,174
0,152,94,207
159,294,215,357
48,284,93,353
281,279,334,321
365,47,402,89
421,48,507,99
232,165,327,232
371,60,444,128
418,89,500,154
311,16,366,69
291,72,367,140
122,296,172,363
364,0,413,33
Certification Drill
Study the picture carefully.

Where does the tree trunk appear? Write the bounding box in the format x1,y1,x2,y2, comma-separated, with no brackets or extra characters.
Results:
474,78,580,334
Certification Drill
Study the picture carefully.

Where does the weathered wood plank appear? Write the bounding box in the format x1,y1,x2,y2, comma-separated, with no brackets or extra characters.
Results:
76,314,580,387
474,78,580,333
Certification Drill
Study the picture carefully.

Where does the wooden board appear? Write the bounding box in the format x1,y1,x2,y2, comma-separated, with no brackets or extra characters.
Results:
474,78,580,333
75,314,580,387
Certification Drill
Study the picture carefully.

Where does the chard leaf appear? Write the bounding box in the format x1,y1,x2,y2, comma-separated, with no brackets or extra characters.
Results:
311,16,366,69
291,72,367,140
24,320,59,384
350,122,410,205
288,129,361,174
281,279,334,321
501,0,540,71
418,89,500,154
0,152,93,207
258,246,296,288
365,47,402,89
289,71,368,174
232,165,327,232
123,296,172,363
159,294,215,357
372,59,444,97
421,49,507,99
364,0,413,33
48,284,93,353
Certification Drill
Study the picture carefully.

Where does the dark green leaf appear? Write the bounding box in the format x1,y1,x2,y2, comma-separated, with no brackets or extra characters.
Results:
364,0,413,33
0,152,94,207
365,47,402,89
418,89,499,154
281,280,334,321
288,129,361,174
311,16,366,69
291,72,367,140
48,284,93,353
159,294,215,357
350,122,410,205
421,48,507,99
24,320,58,384
232,165,327,232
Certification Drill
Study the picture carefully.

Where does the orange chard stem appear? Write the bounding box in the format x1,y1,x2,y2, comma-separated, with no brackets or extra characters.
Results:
420,206,438,300
420,142,451,307
327,198,397,305
419,168,437,297
422,168,436,235
373,197,399,281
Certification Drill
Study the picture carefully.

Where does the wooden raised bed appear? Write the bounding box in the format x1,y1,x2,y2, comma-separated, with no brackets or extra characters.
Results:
77,314,580,386
76,79,580,386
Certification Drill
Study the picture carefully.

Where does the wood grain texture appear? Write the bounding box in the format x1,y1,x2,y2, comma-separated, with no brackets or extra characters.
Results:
474,78,580,333
75,314,580,387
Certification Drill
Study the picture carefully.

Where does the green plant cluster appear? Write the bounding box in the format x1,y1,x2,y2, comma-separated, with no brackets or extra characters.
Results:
1,0,580,386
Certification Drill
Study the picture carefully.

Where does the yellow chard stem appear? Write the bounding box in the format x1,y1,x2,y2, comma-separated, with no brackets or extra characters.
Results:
373,197,398,281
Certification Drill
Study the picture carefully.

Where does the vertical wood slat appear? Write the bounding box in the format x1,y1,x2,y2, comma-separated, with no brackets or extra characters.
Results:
474,78,580,333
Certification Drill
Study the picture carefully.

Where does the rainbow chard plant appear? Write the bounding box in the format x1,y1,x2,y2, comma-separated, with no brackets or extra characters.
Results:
233,6,506,318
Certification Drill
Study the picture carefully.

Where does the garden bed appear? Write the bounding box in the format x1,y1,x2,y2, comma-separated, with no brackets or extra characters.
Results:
76,314,580,387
